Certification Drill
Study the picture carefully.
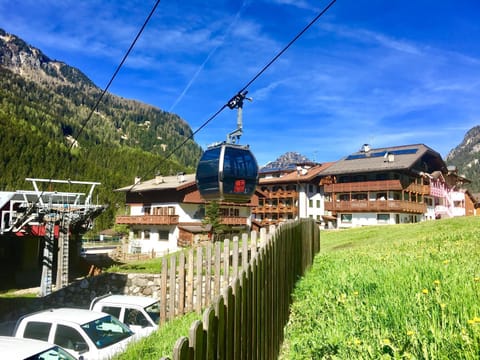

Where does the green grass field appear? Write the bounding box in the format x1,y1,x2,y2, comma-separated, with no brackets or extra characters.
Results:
280,217,480,359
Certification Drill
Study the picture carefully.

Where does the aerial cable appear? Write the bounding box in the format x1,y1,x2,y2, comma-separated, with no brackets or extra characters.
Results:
15,0,163,225
129,0,337,191
168,0,250,112
238,0,337,94
69,0,163,151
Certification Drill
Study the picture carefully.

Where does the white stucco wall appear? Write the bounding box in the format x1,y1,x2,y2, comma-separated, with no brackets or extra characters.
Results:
338,212,397,228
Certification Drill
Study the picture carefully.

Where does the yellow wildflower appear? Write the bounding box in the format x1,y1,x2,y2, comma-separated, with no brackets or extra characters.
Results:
443,259,450,265
433,279,440,286
422,288,429,295
353,291,359,296
474,277,480,282
406,330,414,336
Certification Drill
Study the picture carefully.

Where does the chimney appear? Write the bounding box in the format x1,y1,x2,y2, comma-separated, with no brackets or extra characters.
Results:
177,172,186,183
384,152,395,162
361,144,371,153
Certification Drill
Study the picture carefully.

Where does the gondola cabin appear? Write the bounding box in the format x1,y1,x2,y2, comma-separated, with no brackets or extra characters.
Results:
196,143,258,203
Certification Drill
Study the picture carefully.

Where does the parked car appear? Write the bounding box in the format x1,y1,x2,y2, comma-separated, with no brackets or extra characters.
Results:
0,335,77,360
13,308,135,360
89,294,159,337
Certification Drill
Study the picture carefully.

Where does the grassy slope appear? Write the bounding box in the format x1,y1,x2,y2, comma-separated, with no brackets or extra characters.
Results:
281,217,480,359
113,312,201,360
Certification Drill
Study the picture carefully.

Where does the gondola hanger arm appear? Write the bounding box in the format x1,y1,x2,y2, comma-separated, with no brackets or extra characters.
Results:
226,91,252,144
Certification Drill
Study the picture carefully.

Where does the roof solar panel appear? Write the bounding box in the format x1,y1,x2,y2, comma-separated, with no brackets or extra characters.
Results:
346,148,417,160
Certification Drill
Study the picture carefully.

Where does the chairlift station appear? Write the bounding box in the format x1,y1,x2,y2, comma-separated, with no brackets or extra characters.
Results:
0,178,105,296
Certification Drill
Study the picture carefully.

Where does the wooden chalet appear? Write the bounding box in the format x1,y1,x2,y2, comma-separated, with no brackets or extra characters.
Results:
115,174,258,253
318,143,472,227
253,162,333,227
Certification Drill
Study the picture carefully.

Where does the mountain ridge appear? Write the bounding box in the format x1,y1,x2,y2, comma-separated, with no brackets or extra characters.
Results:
0,28,203,229
445,125,480,192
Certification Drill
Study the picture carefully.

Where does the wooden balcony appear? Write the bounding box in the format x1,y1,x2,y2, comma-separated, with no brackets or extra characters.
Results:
220,217,248,225
116,215,179,225
405,183,430,194
324,179,403,192
324,200,426,214
252,205,298,215
324,180,430,195
261,190,298,199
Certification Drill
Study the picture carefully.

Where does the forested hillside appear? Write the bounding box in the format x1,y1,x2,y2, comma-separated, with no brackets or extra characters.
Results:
0,29,203,230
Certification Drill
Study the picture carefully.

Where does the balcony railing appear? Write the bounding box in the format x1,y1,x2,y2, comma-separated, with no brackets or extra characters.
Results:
220,216,248,225
116,215,179,225
260,190,298,199
252,205,298,215
324,180,431,195
325,200,426,213
405,183,430,194
324,179,403,192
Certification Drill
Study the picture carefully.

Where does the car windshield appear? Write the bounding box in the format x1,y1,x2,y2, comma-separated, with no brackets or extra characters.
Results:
32,345,77,360
144,301,160,325
81,315,133,349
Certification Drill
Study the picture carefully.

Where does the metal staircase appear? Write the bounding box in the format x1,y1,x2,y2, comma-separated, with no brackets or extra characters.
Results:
56,213,71,290
40,220,55,296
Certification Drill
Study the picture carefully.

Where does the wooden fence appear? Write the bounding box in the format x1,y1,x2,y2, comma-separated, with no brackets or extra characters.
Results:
159,218,320,359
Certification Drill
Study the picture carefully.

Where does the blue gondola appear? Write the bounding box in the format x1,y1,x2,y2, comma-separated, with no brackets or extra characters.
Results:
196,142,258,203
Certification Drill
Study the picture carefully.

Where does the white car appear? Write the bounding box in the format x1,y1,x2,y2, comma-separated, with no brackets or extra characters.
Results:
13,308,135,360
90,294,159,337
0,335,77,360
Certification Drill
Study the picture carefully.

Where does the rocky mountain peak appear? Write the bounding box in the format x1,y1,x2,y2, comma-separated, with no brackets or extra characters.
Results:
0,28,94,87
446,125,480,161
262,151,313,170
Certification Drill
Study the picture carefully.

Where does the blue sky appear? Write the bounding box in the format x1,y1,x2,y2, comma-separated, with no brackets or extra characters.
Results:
1,0,480,167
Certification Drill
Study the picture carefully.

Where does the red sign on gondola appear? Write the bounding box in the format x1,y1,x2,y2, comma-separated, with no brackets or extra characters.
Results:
234,179,246,193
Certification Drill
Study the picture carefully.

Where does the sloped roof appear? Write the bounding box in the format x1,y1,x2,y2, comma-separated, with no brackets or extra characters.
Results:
259,162,334,185
116,174,196,192
320,144,446,176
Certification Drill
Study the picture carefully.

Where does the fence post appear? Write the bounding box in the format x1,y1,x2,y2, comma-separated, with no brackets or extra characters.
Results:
214,242,221,298
205,243,212,306
223,239,230,287
215,295,226,359
169,255,177,320
196,247,203,314
160,256,168,324
178,252,186,315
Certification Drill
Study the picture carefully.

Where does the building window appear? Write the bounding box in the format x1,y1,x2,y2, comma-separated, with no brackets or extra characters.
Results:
353,174,366,182
158,230,169,241
339,194,350,201
377,214,390,223
341,214,352,223
144,230,150,240
352,193,367,201
376,192,387,200
316,200,321,208
309,200,313,207
144,206,151,215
